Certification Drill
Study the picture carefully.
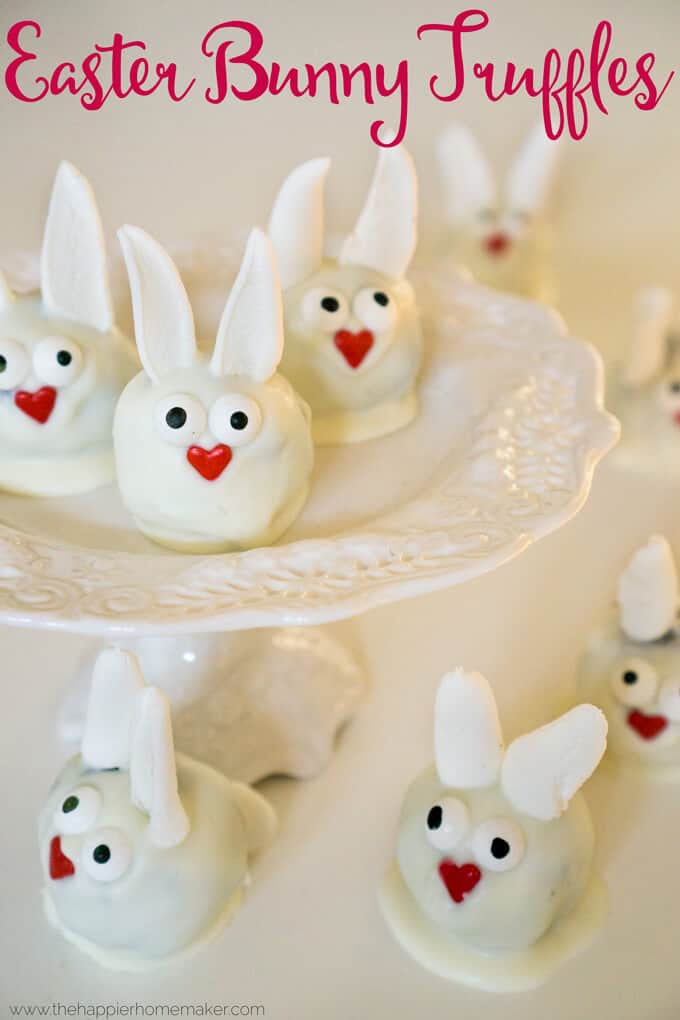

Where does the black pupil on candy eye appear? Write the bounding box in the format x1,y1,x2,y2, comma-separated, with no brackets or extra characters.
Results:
57,350,72,367
427,805,443,830
0,356,6,373
373,291,389,306
165,407,187,430
491,837,510,859
321,296,340,313
623,670,638,685
93,844,111,864
230,411,249,431
670,382,680,394
62,795,79,814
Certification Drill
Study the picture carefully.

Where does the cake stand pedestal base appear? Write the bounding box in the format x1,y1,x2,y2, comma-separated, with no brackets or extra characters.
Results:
57,626,365,784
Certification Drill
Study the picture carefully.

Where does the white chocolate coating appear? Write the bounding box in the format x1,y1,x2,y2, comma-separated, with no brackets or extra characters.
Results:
0,297,136,495
381,670,606,988
578,619,680,774
280,263,422,444
0,160,137,496
40,752,275,970
115,226,314,552
394,767,596,953
436,123,559,302
115,362,313,551
269,148,422,444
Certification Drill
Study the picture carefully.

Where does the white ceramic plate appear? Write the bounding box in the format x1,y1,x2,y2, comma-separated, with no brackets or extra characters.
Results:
0,250,618,636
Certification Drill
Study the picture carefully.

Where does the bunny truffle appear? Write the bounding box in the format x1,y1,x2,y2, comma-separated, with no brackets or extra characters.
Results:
436,123,560,301
578,536,680,773
114,227,314,552
380,669,608,991
268,147,423,444
610,288,680,470
39,648,276,971
0,162,137,495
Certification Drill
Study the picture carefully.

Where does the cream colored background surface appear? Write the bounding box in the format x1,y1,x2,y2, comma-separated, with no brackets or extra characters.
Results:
1,2,679,1017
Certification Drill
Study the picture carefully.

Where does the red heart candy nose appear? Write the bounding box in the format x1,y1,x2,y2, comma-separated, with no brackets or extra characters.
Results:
187,444,232,481
334,330,374,369
627,709,668,741
485,232,511,256
49,835,75,880
15,386,57,424
438,858,482,904
673,412,680,427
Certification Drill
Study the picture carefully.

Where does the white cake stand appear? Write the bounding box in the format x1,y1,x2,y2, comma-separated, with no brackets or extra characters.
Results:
0,249,618,783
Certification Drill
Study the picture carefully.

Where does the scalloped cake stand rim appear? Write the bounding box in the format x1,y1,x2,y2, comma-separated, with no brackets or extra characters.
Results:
0,253,620,637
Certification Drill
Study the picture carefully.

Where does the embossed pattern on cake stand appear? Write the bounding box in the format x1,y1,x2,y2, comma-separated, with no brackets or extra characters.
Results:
0,248,618,782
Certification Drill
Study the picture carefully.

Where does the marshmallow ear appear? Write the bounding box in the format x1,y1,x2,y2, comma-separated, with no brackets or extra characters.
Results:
81,648,145,770
621,287,674,387
505,122,560,213
118,226,197,383
502,705,607,821
41,162,113,333
229,781,277,852
339,147,418,279
0,269,14,310
434,669,504,789
436,124,497,224
268,158,329,289
130,686,190,849
211,229,283,382
618,535,679,643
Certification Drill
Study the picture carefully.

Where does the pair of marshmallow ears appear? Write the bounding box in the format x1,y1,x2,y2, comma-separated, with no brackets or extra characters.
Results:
118,226,284,385
0,161,114,332
617,535,680,644
80,648,275,852
434,669,607,822
268,147,418,290
436,122,560,225
621,287,676,388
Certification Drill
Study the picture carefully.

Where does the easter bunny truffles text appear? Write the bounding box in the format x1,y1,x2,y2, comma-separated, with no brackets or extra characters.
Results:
4,14,673,146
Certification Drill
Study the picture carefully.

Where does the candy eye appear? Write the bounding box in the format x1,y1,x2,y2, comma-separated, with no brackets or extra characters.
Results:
208,394,263,448
352,288,397,333
610,658,659,707
511,209,532,226
471,817,525,872
658,679,680,721
81,827,133,883
657,378,680,411
53,785,101,835
154,393,207,447
0,337,29,391
425,797,470,852
301,288,349,332
33,336,83,386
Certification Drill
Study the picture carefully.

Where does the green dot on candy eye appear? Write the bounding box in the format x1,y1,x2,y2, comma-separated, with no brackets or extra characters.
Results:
62,795,79,813
0,356,6,372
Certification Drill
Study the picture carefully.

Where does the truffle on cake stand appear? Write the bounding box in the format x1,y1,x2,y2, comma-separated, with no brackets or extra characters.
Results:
0,247,618,784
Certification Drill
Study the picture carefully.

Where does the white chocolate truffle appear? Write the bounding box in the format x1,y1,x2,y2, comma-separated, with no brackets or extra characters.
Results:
380,669,607,990
268,147,423,444
578,536,680,773
436,122,560,301
114,227,314,553
0,162,137,496
39,649,276,971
